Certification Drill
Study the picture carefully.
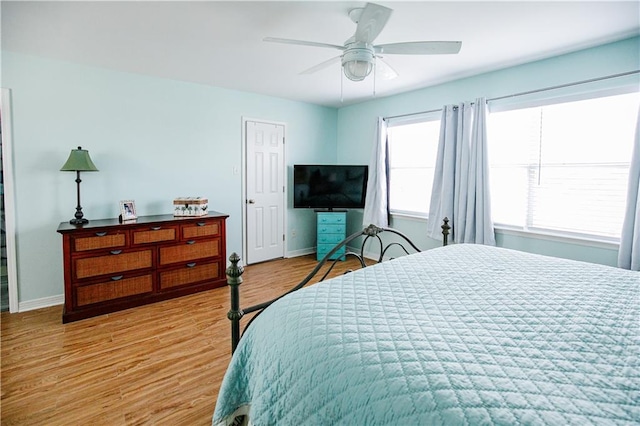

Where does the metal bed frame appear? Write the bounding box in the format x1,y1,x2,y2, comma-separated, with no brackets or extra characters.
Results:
225,218,451,353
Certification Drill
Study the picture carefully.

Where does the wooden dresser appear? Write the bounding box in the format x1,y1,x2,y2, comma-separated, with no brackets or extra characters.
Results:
57,212,228,323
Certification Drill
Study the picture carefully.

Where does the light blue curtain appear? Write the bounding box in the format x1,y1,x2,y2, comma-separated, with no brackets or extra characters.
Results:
427,98,496,245
618,106,640,270
363,117,389,227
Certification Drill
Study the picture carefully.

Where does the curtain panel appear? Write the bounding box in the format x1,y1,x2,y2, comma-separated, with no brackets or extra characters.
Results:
618,106,640,270
427,98,496,245
363,117,389,227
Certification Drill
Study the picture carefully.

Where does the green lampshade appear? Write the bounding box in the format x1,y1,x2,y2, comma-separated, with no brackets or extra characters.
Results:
60,146,99,172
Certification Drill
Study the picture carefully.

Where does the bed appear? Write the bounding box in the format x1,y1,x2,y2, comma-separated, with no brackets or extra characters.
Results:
213,223,639,425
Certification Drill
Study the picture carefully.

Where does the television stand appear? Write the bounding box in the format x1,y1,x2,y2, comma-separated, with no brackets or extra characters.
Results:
316,211,346,261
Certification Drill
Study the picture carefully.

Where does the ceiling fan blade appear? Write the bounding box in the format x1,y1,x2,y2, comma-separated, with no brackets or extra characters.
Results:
264,37,345,51
376,41,462,55
375,57,398,80
300,56,341,75
354,3,392,44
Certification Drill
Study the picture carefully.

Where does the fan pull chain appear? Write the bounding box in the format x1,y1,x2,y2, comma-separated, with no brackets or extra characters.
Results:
373,58,377,97
340,66,344,103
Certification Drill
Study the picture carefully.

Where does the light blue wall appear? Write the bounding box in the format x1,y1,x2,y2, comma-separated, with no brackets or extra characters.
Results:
337,36,640,265
3,36,638,306
1,51,337,303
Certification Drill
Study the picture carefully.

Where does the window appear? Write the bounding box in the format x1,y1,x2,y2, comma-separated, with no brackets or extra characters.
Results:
488,91,639,241
387,115,440,216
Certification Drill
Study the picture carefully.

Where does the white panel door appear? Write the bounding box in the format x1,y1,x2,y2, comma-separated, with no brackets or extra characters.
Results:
246,121,285,264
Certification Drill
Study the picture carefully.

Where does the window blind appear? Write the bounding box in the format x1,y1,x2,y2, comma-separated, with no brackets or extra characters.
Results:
488,91,639,241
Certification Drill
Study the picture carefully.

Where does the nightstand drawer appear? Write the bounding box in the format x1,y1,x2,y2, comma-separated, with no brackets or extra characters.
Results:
74,249,153,280
159,238,220,266
132,226,177,245
76,274,153,306
159,261,221,290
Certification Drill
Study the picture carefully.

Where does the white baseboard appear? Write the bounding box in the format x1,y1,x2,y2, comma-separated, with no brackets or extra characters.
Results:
19,294,64,313
285,246,383,263
12,248,370,313
12,248,369,313
287,246,380,261
285,247,315,258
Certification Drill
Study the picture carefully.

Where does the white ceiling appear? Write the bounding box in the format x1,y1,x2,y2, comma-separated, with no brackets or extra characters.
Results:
2,1,639,108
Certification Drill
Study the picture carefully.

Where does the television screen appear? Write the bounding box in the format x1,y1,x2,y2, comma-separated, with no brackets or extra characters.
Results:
293,164,368,209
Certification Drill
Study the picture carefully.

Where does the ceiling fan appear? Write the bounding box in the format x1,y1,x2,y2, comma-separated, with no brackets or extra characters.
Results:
264,2,462,82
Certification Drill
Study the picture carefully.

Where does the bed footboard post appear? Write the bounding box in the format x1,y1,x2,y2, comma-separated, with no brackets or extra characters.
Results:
226,252,245,354
441,217,450,246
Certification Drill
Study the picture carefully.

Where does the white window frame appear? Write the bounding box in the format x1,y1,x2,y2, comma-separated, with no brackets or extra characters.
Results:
386,111,441,219
487,85,640,246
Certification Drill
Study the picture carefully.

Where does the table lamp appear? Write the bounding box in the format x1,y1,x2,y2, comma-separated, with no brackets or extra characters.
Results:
60,146,98,225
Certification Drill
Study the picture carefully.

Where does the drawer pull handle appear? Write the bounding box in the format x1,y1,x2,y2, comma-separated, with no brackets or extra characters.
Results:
150,226,161,231
196,222,206,227
110,250,122,255
95,232,107,237
111,275,124,281
186,262,196,268
186,240,196,245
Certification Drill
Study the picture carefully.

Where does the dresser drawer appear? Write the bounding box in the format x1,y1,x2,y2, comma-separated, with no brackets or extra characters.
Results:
74,249,153,280
159,261,221,290
76,274,153,306
182,219,222,240
317,213,346,225
159,239,220,266
317,244,346,260
72,231,127,252
132,226,177,245
318,233,346,244
317,224,346,235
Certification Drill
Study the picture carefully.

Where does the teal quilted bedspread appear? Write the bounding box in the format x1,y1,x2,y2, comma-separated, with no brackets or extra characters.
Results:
213,244,640,425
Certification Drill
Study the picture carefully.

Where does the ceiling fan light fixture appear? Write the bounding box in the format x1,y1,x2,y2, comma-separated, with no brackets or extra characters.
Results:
264,3,462,86
341,47,374,81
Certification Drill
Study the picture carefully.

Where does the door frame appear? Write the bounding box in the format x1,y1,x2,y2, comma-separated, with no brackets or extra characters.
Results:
241,117,287,264
1,88,19,313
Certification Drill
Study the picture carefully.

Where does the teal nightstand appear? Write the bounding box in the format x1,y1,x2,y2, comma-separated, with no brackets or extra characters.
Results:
316,211,346,261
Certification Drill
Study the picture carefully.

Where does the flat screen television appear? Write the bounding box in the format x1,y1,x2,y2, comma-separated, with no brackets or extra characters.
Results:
293,164,368,210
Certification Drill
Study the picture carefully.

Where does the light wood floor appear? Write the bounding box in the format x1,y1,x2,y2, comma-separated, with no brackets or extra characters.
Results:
1,254,365,425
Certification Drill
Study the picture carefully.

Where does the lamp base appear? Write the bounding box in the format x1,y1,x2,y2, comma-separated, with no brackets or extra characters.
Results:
70,218,89,225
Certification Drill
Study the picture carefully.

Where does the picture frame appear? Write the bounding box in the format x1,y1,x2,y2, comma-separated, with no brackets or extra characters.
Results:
119,200,137,221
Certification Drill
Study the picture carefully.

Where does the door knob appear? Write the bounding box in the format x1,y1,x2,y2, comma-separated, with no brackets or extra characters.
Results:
248,199,256,204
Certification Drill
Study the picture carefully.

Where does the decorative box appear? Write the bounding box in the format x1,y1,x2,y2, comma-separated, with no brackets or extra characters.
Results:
173,197,208,217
